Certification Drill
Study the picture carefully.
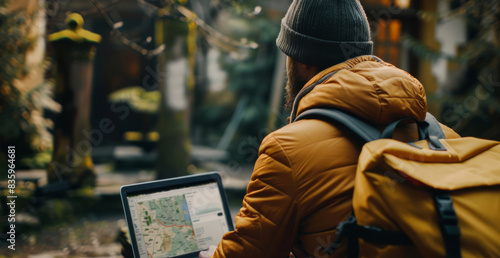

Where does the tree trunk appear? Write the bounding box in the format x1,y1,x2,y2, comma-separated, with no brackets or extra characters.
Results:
155,17,195,179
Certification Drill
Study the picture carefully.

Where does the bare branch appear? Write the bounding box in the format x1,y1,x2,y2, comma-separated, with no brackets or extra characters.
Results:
87,0,166,57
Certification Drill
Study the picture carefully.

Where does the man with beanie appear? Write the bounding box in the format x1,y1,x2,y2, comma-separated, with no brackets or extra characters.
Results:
201,0,459,257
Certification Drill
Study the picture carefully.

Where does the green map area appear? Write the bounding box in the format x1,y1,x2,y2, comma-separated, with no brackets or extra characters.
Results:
136,194,198,257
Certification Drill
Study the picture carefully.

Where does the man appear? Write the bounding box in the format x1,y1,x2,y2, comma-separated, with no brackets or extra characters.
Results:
201,0,459,257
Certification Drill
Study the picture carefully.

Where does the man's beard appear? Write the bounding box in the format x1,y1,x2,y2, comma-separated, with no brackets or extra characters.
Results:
284,62,308,113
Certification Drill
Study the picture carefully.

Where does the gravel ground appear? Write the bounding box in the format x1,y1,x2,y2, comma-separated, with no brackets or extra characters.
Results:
1,213,126,258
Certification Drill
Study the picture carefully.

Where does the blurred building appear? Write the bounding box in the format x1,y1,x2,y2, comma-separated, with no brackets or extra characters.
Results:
43,0,497,154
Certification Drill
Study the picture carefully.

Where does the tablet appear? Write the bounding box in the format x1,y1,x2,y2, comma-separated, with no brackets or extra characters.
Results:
120,172,234,258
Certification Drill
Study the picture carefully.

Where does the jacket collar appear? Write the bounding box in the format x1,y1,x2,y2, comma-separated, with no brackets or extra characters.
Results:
289,55,383,122
289,55,427,125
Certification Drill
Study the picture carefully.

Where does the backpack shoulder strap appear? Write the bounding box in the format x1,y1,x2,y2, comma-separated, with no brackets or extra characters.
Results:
294,108,446,145
294,108,381,143
424,112,446,139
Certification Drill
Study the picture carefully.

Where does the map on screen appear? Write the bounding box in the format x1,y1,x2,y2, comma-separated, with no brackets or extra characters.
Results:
127,182,228,258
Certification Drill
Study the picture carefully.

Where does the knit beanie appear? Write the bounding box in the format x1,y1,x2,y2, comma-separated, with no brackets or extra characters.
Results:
276,0,373,68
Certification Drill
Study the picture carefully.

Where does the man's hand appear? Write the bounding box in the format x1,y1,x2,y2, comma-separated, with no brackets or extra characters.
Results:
198,245,217,258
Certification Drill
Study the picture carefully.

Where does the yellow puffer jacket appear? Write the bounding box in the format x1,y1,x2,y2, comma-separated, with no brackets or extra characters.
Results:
212,56,459,258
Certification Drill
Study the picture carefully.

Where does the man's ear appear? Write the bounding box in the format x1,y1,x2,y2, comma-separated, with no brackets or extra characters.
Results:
297,60,321,80
287,56,321,81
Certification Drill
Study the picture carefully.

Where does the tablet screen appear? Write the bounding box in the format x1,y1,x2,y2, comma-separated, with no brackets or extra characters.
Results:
126,182,229,257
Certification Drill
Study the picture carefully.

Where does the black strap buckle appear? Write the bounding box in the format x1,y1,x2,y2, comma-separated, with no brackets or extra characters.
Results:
322,214,357,255
322,214,412,256
433,190,461,258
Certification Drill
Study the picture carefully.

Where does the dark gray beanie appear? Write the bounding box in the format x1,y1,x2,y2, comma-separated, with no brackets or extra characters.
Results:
276,0,373,67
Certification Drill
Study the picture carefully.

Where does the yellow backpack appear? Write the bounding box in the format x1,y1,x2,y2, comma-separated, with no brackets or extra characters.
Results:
296,108,500,257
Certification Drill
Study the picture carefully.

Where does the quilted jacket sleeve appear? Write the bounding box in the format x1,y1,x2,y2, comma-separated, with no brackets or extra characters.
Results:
212,134,300,258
